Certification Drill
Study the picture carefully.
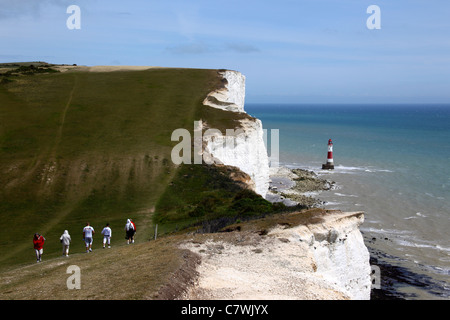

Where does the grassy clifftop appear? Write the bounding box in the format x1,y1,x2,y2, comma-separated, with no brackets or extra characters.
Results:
0,66,223,269
0,65,286,274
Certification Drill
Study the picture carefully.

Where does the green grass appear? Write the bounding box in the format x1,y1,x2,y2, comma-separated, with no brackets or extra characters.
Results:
0,64,288,288
153,163,288,234
0,235,190,300
0,63,60,84
0,63,331,298
0,67,222,270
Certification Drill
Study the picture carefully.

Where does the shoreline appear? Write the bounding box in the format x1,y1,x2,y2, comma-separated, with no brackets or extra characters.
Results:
266,166,336,208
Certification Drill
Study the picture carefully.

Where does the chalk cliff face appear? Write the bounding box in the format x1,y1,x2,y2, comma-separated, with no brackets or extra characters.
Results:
202,70,269,198
182,211,372,300
269,211,372,300
203,70,246,113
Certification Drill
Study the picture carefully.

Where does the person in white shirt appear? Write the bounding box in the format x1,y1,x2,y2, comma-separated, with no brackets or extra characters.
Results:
83,222,95,253
101,223,112,249
60,230,71,256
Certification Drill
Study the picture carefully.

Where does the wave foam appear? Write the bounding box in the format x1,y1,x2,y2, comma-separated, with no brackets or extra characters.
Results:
394,239,450,253
334,165,394,174
405,212,428,220
361,227,413,236
334,192,358,198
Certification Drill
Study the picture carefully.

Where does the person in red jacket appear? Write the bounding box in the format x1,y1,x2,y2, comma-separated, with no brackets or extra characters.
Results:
33,233,45,263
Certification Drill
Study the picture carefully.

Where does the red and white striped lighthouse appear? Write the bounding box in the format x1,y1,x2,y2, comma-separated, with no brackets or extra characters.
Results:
322,139,335,170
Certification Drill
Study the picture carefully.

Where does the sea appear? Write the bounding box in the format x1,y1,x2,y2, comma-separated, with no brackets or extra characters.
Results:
246,103,450,300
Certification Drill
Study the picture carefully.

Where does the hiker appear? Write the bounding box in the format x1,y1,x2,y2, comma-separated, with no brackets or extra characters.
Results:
83,222,95,253
124,219,135,244
33,233,45,263
101,223,112,248
60,230,71,257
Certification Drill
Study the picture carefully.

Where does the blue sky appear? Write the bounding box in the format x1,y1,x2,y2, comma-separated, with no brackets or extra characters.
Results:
1,0,449,104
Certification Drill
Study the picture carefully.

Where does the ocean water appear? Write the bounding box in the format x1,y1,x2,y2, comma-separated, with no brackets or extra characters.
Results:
246,103,450,300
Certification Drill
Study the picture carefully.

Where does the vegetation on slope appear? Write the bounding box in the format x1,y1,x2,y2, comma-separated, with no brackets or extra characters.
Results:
0,234,191,300
153,163,287,234
0,67,219,269
0,64,291,271
0,64,304,300
0,63,60,84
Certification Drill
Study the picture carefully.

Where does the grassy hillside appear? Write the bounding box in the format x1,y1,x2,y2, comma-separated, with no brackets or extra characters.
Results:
0,64,309,300
0,235,188,299
0,64,290,275
0,66,223,270
153,163,286,235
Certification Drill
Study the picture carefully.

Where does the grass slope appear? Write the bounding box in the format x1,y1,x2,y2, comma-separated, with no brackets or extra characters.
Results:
0,67,220,270
0,235,189,300
153,163,285,234
0,65,299,300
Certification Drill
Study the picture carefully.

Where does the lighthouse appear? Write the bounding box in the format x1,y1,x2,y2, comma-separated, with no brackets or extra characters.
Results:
322,139,334,170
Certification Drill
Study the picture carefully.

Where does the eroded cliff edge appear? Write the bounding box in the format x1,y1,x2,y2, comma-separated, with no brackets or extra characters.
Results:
201,70,270,198
181,210,372,300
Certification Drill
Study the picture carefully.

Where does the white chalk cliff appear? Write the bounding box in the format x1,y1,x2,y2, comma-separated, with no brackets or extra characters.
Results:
182,211,372,300
203,70,246,113
269,211,372,299
202,70,270,198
